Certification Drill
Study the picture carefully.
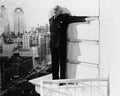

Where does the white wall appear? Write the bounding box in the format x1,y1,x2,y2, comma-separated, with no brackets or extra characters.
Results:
67,19,100,79
64,0,120,95
100,0,120,95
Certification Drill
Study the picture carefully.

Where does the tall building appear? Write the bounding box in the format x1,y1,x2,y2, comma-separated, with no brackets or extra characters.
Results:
1,52,33,89
22,32,30,49
29,32,41,47
31,47,39,69
13,7,26,36
0,36,3,54
0,5,10,35
2,43,16,57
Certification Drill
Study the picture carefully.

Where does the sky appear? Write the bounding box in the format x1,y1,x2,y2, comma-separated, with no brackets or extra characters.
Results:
23,0,55,30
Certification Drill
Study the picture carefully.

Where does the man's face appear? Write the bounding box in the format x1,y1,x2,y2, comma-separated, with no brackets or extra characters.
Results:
54,6,61,16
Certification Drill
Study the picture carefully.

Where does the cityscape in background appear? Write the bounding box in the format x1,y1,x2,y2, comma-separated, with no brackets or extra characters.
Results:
0,5,51,95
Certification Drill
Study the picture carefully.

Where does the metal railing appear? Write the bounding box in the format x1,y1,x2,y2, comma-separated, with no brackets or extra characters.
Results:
37,78,109,96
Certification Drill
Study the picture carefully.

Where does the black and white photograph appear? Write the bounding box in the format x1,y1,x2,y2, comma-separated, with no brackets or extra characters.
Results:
0,0,120,96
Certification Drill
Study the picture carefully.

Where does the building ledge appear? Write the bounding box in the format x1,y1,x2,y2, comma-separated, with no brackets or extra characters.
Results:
29,74,52,86
29,74,109,96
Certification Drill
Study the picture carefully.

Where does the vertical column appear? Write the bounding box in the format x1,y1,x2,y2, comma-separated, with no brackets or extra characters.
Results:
100,0,120,95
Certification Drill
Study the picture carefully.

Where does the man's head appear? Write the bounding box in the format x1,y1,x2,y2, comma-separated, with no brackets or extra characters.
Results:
54,5,62,17
61,7,71,15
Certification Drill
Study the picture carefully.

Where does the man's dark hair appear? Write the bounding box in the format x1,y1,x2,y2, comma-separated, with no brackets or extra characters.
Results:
54,5,61,12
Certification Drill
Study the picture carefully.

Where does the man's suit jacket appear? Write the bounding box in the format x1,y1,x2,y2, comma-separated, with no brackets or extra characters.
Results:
49,14,87,48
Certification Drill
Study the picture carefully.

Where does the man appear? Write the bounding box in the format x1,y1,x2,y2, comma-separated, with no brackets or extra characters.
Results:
49,5,88,80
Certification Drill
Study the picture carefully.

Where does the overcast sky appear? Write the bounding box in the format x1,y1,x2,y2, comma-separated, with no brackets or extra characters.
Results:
23,0,55,30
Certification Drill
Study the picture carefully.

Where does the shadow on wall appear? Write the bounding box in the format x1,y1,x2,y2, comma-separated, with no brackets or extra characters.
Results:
67,23,81,79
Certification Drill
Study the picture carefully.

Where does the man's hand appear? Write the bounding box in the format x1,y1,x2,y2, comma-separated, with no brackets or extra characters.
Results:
85,16,98,24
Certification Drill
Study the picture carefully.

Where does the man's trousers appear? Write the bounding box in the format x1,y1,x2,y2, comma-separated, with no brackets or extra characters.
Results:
51,47,67,80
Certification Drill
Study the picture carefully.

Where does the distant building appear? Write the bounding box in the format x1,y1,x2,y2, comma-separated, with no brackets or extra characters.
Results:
0,5,10,35
19,49,33,57
44,24,49,32
1,52,33,89
13,7,26,36
31,47,39,69
0,36,3,54
2,43,17,57
29,32,41,47
22,32,30,49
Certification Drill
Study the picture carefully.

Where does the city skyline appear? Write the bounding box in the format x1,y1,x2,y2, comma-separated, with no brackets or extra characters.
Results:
0,0,55,32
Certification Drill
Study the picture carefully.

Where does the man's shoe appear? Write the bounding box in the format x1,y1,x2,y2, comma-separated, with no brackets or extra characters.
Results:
59,83,66,86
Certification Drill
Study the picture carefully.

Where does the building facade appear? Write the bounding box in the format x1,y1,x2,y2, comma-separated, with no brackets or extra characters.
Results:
22,32,30,49
13,7,26,36
0,5,10,35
